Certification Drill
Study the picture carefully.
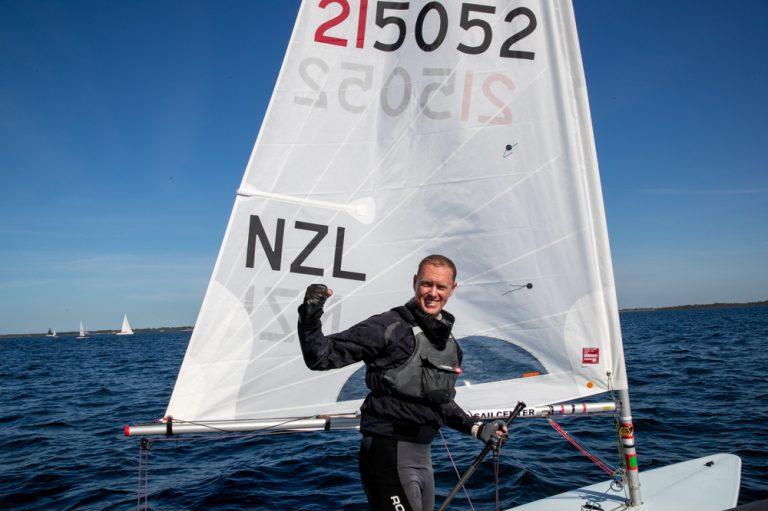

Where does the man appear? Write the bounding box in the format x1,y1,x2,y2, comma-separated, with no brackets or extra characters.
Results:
297,254,507,511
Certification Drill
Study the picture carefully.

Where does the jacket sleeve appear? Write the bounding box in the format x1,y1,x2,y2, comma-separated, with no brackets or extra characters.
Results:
440,400,476,435
297,305,386,370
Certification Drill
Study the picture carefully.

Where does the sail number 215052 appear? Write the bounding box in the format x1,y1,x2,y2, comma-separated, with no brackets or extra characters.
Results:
295,59,515,125
313,0,537,59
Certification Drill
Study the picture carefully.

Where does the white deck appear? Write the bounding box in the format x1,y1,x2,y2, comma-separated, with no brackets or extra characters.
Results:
508,453,741,511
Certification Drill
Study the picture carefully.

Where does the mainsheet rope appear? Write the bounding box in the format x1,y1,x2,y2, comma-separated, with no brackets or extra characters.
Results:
133,413,332,508
438,428,511,511
137,438,150,511
492,449,501,511
438,429,476,511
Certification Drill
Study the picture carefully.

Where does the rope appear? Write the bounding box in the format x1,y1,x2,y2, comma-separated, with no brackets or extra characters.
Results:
547,418,615,476
136,438,150,511
438,430,476,511
130,414,342,509
492,448,500,511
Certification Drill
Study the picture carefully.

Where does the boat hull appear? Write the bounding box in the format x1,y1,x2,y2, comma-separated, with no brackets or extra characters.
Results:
508,453,740,511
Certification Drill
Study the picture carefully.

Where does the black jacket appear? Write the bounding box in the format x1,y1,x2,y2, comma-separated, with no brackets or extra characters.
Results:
298,298,475,443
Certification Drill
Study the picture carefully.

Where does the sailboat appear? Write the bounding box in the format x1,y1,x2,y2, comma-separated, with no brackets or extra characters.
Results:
77,322,88,339
45,328,56,337
125,1,741,508
116,314,134,335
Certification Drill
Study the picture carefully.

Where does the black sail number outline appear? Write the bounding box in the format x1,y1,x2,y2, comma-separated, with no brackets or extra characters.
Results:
500,7,537,60
414,1,448,52
457,3,495,55
373,1,409,52
290,221,328,276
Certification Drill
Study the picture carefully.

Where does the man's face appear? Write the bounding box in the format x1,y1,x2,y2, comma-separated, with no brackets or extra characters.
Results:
413,263,457,317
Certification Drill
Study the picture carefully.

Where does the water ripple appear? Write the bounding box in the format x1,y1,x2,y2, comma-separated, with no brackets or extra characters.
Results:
1,308,767,509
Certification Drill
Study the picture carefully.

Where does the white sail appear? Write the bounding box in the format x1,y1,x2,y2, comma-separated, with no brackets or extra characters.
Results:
117,314,134,335
77,322,88,339
166,0,626,423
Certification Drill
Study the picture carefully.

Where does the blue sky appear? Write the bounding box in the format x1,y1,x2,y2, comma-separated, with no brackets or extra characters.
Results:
1,0,766,334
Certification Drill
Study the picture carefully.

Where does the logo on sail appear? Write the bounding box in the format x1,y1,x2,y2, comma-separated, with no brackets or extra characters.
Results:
582,348,600,365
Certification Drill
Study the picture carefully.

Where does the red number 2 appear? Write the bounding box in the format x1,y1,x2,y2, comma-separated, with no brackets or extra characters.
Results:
314,0,351,47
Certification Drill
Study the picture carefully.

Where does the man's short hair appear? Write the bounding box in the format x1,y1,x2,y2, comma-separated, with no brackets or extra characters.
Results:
417,254,457,282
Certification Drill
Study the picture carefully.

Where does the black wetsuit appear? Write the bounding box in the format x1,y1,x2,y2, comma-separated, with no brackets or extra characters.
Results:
298,298,474,510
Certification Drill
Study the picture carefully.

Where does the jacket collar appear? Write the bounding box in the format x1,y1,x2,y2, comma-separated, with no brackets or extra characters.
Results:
400,298,454,348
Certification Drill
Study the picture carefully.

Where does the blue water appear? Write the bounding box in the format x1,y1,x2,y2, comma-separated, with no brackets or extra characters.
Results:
1,307,766,510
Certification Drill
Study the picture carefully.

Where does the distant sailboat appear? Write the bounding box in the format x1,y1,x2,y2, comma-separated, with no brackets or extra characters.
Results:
45,328,55,337
77,322,88,339
116,314,134,336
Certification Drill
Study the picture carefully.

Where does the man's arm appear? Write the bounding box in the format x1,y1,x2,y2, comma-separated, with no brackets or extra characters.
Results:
440,400,475,435
298,311,383,370
440,400,508,447
297,284,384,370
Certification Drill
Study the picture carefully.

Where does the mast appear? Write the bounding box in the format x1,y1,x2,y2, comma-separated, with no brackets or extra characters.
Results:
556,1,642,503
618,388,642,506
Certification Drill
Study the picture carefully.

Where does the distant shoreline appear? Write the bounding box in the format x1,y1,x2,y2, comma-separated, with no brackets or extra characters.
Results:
3,300,767,337
0,325,194,339
619,300,768,313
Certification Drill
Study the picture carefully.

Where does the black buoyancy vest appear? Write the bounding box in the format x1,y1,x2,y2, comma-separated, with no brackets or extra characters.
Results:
366,324,462,405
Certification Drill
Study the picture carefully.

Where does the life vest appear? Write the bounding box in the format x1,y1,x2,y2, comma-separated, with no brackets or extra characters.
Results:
365,324,462,405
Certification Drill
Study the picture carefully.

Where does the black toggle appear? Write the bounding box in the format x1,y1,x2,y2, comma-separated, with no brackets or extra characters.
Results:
503,143,519,158
503,283,533,295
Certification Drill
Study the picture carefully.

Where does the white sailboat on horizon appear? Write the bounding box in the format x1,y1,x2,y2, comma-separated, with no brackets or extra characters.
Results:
125,1,741,508
116,314,134,336
45,328,56,338
76,322,88,339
